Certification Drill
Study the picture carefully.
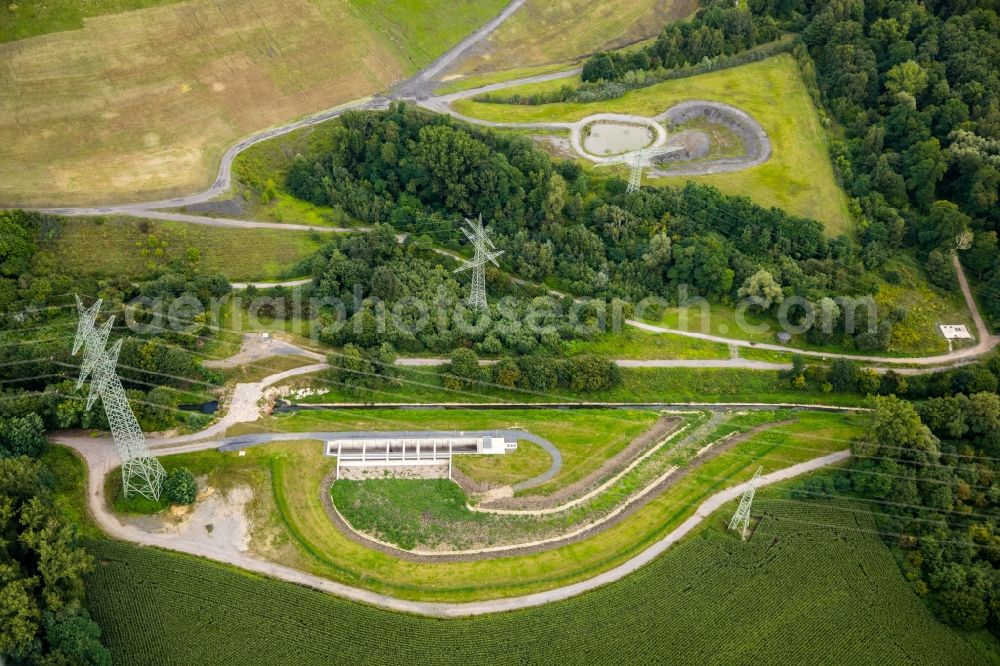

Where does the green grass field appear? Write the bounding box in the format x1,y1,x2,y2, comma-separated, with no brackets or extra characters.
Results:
453,55,853,234
81,495,994,664
350,0,508,70
564,326,732,359
453,438,552,487
45,215,323,281
0,0,184,42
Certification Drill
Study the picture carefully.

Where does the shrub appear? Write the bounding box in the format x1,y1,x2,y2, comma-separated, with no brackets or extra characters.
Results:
164,467,197,505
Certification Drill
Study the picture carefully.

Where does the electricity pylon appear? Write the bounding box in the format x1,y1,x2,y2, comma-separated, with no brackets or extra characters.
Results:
74,296,166,500
454,215,504,310
604,145,682,193
728,466,763,540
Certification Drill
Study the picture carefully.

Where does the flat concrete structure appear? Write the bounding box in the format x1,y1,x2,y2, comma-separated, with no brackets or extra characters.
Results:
327,432,516,479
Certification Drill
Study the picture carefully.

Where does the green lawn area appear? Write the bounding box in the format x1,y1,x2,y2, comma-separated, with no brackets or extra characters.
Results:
0,0,183,42
349,0,508,71
453,439,552,487
565,326,731,360
453,54,852,234
45,215,323,281
229,408,660,496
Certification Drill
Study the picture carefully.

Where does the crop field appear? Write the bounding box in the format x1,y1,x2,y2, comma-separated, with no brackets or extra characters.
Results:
143,410,867,601
350,0,508,71
82,496,992,664
45,215,322,281
445,0,698,86
452,55,853,234
0,0,506,206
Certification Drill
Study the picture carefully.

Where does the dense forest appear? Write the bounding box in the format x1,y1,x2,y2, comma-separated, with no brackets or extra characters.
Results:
286,104,905,351
579,0,1000,324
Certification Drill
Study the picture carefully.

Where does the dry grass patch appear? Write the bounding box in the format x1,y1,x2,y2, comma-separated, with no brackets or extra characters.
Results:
0,0,503,206
449,0,697,81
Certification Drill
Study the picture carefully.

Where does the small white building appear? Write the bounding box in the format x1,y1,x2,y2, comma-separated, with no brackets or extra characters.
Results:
939,324,973,340
326,433,517,479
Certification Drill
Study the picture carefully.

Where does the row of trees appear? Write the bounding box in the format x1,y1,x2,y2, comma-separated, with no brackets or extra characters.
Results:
442,349,621,394
582,0,783,82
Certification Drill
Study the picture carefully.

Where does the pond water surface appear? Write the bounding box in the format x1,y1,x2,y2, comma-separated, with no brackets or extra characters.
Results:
583,122,654,155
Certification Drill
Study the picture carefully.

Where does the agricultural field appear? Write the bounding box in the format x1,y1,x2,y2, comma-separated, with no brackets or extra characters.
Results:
443,0,698,87
82,496,993,664
44,215,323,281
0,0,185,42
452,55,853,233
0,0,507,206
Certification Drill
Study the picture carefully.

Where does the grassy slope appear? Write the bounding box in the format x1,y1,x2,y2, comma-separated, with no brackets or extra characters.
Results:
82,496,993,664
453,55,853,234
349,0,508,71
447,0,698,81
452,438,552,486
287,364,867,406
180,412,865,601
625,253,976,357
45,215,322,281
0,0,504,206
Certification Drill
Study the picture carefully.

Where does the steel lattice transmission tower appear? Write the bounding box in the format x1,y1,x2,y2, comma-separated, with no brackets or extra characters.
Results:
454,215,504,311
74,296,166,500
728,466,763,540
605,145,682,193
